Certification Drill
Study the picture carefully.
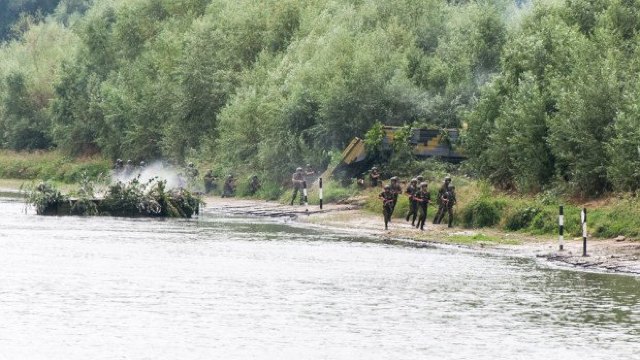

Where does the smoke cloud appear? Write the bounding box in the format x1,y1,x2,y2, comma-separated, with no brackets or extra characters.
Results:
110,161,191,190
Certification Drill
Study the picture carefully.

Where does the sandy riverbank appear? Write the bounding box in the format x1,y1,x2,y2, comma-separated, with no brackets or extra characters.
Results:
201,195,640,276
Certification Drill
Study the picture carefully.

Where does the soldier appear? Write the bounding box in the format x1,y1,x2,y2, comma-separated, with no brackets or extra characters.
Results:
414,182,431,231
186,162,199,181
389,176,402,216
248,175,261,195
369,166,381,187
416,175,424,183
203,170,216,194
436,185,457,228
290,167,305,205
379,184,395,230
433,176,452,224
304,163,316,177
124,160,134,177
222,175,235,198
139,160,146,168
405,178,419,226
113,159,124,177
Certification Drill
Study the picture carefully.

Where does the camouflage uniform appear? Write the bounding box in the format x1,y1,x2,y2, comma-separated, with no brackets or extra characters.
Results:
405,179,418,226
186,163,199,182
369,167,380,187
290,168,305,205
436,186,456,228
203,170,216,194
222,175,235,198
433,177,451,224
124,160,134,177
113,159,124,172
379,185,395,230
414,183,431,230
248,175,261,195
389,177,402,216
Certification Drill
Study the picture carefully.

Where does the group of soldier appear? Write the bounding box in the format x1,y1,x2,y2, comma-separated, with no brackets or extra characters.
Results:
378,174,456,231
114,158,456,229
203,171,261,197
113,158,146,178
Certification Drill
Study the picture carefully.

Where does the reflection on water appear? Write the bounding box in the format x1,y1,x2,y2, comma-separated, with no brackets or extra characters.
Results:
0,198,639,360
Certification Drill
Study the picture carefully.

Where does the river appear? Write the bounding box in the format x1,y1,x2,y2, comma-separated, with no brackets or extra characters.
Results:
0,196,639,359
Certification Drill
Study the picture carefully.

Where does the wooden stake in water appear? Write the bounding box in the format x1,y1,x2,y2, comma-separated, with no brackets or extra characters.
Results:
559,205,564,251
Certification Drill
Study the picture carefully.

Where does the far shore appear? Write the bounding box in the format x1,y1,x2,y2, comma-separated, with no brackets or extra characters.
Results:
4,177,639,276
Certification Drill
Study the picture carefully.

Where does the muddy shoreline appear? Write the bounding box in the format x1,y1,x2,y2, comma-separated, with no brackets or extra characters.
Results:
201,196,640,276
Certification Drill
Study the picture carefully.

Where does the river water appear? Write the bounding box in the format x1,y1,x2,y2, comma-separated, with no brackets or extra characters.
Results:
0,196,639,360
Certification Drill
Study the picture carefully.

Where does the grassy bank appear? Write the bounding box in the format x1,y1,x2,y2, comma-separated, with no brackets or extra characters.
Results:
360,179,640,240
256,167,640,241
0,150,110,183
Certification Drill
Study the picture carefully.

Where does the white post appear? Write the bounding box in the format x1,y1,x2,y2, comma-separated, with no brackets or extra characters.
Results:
581,208,587,257
319,178,323,209
558,205,564,251
303,180,308,208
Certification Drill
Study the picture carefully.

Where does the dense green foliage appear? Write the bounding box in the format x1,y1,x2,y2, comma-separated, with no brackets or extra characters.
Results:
465,0,640,196
0,0,63,40
0,0,509,183
2,0,640,198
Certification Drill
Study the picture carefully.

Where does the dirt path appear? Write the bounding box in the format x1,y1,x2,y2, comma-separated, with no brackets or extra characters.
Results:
202,195,640,276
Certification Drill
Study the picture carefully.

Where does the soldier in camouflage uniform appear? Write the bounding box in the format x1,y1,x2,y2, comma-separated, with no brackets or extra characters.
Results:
433,176,451,224
436,185,456,228
203,170,216,194
222,175,235,198
124,160,134,177
405,178,419,226
379,184,395,230
414,182,431,230
369,166,381,187
389,176,402,216
248,175,261,195
290,167,305,205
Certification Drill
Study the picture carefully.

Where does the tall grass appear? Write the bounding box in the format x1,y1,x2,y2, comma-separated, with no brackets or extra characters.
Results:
0,150,110,183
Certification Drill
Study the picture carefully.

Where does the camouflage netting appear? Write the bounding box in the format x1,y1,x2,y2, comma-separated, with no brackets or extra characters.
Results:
28,179,201,218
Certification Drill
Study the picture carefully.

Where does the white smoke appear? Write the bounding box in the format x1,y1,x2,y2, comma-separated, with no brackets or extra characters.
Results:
110,161,189,190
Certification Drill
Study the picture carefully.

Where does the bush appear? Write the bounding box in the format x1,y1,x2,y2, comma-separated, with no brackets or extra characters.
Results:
504,206,540,231
460,197,504,228
528,210,558,235
257,180,284,201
